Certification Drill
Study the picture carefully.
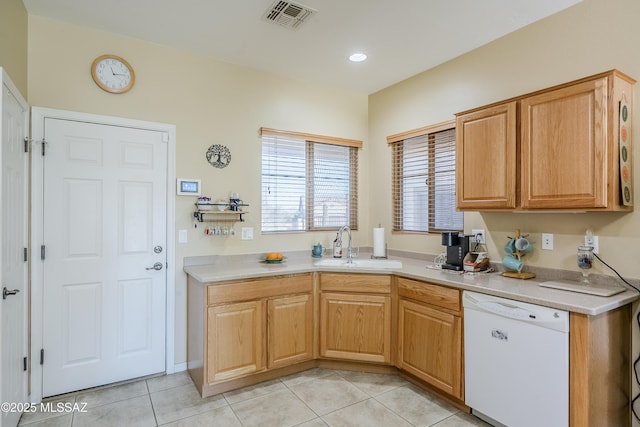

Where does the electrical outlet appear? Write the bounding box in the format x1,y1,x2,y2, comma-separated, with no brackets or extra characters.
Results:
585,235,599,254
541,233,554,250
471,229,485,244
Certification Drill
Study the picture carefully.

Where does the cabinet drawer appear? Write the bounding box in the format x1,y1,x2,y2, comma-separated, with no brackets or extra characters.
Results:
397,277,460,314
320,273,391,293
208,274,312,305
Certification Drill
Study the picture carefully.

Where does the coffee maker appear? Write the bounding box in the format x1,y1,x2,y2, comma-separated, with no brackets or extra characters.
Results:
441,232,470,271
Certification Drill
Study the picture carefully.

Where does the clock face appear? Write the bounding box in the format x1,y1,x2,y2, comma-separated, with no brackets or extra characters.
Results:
206,144,232,168
91,55,135,94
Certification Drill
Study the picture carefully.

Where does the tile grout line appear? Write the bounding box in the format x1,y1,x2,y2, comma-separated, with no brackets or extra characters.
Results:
222,390,247,427
278,376,325,422
145,379,160,427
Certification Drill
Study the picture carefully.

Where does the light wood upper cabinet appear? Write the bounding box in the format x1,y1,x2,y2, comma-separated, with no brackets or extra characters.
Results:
521,75,630,210
456,70,635,211
456,102,517,209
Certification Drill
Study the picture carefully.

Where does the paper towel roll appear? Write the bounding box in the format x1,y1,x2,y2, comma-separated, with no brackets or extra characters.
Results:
373,227,385,257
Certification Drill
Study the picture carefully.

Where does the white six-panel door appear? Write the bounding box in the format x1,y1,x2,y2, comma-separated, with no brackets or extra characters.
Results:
41,118,169,396
0,69,29,427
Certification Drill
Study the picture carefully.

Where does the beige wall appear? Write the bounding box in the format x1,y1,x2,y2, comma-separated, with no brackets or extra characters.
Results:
370,0,640,281
27,16,369,365
0,0,28,95
26,0,640,368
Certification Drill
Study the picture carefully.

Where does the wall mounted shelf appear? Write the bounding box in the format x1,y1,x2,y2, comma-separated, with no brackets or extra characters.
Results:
193,203,249,222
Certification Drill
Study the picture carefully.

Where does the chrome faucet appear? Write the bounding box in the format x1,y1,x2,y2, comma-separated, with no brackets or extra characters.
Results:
338,225,353,263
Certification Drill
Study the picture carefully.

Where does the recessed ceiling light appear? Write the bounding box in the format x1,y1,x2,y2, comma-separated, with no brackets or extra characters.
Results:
349,52,367,62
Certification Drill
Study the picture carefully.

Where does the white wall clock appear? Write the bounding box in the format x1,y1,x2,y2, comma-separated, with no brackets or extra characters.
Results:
91,54,135,94
206,144,232,168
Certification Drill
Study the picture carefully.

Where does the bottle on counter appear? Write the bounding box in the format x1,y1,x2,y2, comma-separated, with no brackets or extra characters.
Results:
333,233,342,258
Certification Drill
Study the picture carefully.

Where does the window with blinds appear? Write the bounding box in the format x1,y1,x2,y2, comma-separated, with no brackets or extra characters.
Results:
261,128,359,233
389,121,463,233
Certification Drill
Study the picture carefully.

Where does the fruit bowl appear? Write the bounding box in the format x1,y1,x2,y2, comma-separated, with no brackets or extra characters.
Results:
261,252,285,263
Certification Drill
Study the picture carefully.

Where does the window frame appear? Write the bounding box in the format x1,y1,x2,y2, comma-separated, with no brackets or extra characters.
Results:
260,127,361,234
388,120,463,234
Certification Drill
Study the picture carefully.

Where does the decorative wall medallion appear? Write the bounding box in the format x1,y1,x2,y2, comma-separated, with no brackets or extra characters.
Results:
619,97,632,206
206,144,231,168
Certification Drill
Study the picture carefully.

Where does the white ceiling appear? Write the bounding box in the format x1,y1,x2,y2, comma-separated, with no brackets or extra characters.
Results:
22,0,582,94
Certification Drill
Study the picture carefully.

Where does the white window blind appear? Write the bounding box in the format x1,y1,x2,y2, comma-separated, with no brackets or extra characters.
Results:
390,123,463,233
261,130,358,233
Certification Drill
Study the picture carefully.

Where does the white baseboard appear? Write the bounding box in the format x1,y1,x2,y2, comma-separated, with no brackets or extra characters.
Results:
173,362,187,373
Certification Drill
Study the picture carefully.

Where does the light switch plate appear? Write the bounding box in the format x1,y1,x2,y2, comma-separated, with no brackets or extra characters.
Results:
241,227,254,240
178,229,188,243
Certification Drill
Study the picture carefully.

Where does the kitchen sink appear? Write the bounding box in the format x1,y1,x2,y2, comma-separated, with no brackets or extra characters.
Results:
313,258,403,269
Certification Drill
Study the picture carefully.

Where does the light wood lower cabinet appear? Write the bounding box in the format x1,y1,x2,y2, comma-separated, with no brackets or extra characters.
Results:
319,273,392,363
207,300,265,383
189,270,631,425
396,277,463,400
268,293,313,369
188,273,314,396
320,292,391,363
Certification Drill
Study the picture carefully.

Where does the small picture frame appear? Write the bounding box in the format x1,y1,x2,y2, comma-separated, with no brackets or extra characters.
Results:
176,178,201,196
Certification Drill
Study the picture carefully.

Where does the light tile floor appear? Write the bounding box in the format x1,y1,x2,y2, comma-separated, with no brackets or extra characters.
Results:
18,369,490,427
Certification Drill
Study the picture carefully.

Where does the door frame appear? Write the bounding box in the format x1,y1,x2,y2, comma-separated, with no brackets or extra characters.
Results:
0,67,30,427
29,107,176,403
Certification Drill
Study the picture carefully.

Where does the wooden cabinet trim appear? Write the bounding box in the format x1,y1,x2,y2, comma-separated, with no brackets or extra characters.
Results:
319,273,391,293
207,273,312,305
456,69,635,117
569,307,630,427
397,277,461,314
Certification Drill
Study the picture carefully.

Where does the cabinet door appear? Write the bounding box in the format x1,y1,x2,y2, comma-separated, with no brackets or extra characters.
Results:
320,293,391,363
267,294,313,369
456,102,517,209
397,298,462,399
207,301,265,383
521,77,607,209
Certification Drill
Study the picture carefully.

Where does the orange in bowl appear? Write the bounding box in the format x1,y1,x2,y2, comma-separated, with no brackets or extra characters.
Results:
266,252,283,261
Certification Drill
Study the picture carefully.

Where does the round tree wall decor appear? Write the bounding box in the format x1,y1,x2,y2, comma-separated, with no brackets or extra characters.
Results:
206,144,231,168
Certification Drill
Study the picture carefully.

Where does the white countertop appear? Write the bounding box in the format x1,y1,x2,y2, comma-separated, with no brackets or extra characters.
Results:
183,253,639,316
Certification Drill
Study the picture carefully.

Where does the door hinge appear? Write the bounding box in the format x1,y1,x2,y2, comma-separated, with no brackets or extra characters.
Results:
40,349,44,365
41,139,47,156
24,137,30,153
40,245,46,261
23,356,28,371
24,247,28,262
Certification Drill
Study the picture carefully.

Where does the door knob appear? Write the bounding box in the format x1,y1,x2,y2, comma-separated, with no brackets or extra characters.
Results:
3,287,20,300
146,262,163,271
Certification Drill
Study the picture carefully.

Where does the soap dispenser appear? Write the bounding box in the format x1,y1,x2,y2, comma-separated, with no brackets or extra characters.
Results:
333,232,342,258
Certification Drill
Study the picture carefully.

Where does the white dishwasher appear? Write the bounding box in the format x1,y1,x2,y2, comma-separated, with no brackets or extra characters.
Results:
463,291,569,427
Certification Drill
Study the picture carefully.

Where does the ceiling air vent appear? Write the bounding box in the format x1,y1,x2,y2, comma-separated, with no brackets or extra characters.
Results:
262,0,316,30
